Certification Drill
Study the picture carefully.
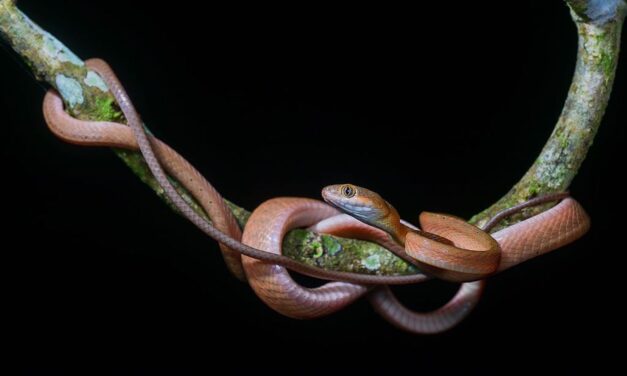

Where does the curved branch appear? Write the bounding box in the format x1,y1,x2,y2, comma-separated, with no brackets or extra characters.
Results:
1,0,624,275
470,0,626,229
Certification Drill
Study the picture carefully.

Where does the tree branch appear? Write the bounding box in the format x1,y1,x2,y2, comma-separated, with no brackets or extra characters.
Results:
1,0,624,275
470,0,626,229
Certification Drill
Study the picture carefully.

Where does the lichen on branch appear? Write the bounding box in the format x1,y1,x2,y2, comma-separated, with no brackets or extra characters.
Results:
471,0,626,230
1,0,625,275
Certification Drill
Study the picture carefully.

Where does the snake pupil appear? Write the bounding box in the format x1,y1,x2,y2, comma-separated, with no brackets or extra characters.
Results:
342,185,355,198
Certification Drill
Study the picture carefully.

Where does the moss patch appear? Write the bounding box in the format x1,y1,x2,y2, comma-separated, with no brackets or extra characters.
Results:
93,97,123,122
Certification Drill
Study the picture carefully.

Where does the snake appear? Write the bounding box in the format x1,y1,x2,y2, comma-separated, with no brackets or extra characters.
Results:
42,58,591,333
317,184,590,332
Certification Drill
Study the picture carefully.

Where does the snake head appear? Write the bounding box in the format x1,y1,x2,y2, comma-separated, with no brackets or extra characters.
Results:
322,184,402,238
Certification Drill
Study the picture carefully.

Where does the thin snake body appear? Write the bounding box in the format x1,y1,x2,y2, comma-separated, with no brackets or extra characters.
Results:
43,60,430,286
42,59,591,333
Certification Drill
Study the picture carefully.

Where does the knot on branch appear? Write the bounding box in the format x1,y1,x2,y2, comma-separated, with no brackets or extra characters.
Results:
567,0,627,24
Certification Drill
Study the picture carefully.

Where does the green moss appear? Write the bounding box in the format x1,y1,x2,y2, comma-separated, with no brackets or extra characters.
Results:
93,97,123,121
599,51,614,76
283,229,312,246
225,200,251,227
527,180,542,197
321,235,342,256
560,137,569,149
362,255,381,270
311,242,324,258
282,229,417,275
392,257,413,273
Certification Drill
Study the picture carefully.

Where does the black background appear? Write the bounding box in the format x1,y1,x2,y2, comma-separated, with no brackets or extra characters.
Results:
2,0,624,373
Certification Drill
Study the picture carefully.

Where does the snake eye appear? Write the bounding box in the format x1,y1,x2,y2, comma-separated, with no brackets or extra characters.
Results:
341,184,356,198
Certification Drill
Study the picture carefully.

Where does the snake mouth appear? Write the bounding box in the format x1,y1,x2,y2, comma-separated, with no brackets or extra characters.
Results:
324,199,338,208
322,197,345,213
321,188,344,211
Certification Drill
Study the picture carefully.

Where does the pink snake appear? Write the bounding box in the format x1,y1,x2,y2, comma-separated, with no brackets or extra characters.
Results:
42,59,591,334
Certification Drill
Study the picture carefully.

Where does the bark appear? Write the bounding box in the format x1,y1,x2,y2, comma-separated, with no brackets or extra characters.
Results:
470,0,626,229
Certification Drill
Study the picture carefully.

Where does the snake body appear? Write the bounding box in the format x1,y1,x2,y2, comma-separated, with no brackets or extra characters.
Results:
44,59,429,286
42,59,591,333
43,62,246,280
